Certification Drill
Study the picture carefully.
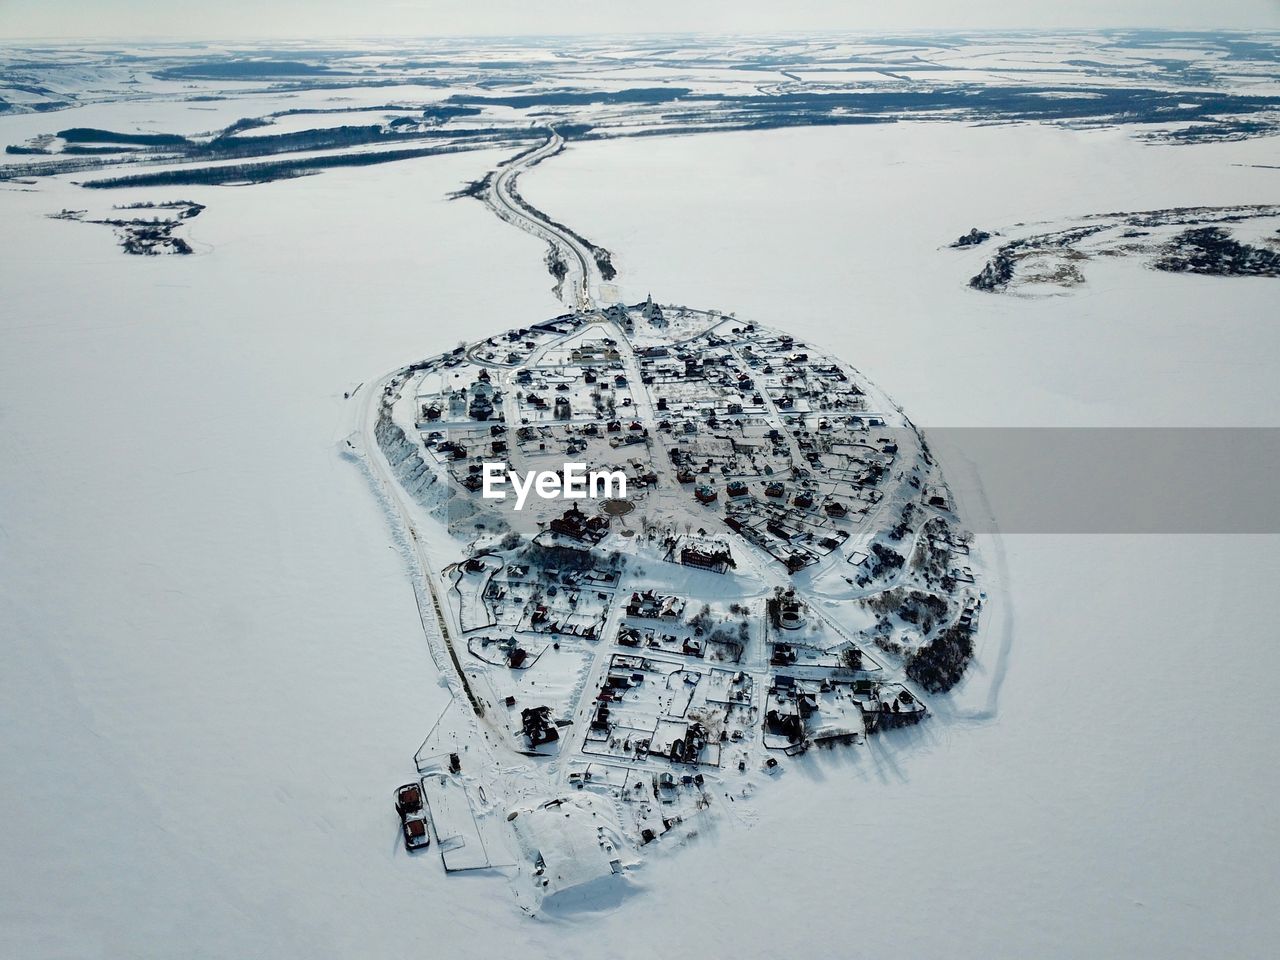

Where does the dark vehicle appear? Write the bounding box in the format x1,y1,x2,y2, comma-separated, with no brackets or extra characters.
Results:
395,782,423,818
402,816,430,851
395,782,430,850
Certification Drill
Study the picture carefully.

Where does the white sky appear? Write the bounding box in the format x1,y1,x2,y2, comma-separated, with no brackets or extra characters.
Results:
1,0,1277,40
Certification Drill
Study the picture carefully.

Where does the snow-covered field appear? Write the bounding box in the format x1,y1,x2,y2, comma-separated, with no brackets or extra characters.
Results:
3,110,1278,959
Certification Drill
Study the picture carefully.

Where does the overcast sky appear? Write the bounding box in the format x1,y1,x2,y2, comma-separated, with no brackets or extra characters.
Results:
1,0,1277,40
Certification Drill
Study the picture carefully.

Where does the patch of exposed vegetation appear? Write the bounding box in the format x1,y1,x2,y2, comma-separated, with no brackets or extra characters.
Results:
905,622,974,693
81,139,520,188
50,200,205,254
1152,226,1280,277
969,249,1016,291
449,171,493,200
217,116,273,138
867,542,905,579
154,60,340,81
3,120,529,182
968,205,1280,293
594,248,617,281
58,127,189,147
546,246,568,282
951,227,991,247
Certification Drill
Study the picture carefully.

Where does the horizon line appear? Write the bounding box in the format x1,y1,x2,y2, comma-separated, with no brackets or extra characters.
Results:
2,25,1277,45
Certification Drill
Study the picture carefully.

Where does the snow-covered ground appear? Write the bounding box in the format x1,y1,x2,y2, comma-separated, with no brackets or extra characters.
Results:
3,114,1278,959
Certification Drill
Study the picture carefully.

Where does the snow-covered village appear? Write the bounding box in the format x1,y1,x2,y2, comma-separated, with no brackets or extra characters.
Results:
6,11,1280,956
364,295,981,908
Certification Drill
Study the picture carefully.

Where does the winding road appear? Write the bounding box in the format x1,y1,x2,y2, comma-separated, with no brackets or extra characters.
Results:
488,131,598,313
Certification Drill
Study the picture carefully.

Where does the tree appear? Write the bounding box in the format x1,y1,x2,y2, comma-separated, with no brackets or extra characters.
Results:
689,603,713,633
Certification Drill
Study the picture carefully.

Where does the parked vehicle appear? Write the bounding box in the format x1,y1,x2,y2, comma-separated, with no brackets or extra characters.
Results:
395,782,430,851
395,782,423,819
402,816,430,851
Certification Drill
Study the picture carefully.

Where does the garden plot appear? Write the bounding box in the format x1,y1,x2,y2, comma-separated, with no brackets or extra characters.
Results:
762,676,887,750
472,563,552,629
447,554,504,631
622,596,754,664
477,644,593,737
519,583,612,639
584,654,733,768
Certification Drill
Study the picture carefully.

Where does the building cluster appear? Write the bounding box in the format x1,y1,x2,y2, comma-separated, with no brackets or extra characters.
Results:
380,298,977,854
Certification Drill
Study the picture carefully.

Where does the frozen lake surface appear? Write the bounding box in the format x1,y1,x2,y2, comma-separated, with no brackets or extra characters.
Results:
3,96,1278,958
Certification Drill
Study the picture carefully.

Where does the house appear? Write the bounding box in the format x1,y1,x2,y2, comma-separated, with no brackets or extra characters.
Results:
765,708,804,743
550,504,610,544
771,643,797,665
604,303,632,329
591,703,611,730
627,590,684,619
680,543,735,573
669,722,708,763
570,343,620,364
521,706,559,747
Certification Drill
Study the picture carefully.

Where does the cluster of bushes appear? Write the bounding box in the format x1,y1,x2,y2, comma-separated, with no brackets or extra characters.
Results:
896,591,949,633
905,623,974,692
910,518,952,579
519,542,597,574
83,141,488,188
1153,226,1280,277
448,88,689,109
58,127,188,146
154,60,337,81
867,542,904,578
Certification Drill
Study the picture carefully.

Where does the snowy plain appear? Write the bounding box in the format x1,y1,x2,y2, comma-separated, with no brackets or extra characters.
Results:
2,111,1279,960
